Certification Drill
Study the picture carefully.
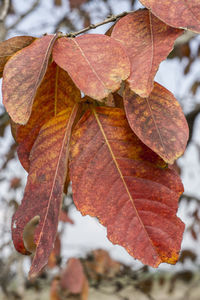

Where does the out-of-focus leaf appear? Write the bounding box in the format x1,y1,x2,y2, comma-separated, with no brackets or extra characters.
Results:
53,34,130,101
140,0,200,33
69,0,88,9
54,0,62,6
111,9,183,97
84,249,121,279
13,62,80,171
3,34,58,124
169,270,193,293
123,82,189,164
10,177,21,190
48,235,61,269
59,210,74,224
60,258,88,295
50,278,61,300
12,105,79,278
0,36,35,77
179,249,197,263
69,106,185,268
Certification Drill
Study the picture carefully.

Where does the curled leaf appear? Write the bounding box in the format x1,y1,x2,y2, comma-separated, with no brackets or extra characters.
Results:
0,35,35,77
12,105,79,278
3,34,58,124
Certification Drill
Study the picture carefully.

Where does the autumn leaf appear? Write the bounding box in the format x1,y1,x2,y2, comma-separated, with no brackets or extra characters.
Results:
50,278,61,300
84,250,121,279
48,235,61,269
69,106,185,268
3,34,58,125
123,82,189,164
69,0,88,9
111,9,183,97
53,34,130,101
12,105,79,278
60,258,88,295
140,0,200,33
59,210,74,224
13,62,80,171
0,36,35,77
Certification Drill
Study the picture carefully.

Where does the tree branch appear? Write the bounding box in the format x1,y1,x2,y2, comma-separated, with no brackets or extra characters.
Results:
185,104,200,144
0,0,10,21
59,11,133,37
7,0,40,30
181,193,200,202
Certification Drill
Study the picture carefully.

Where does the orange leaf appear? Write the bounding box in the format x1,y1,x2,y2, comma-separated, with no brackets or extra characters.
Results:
140,0,200,33
50,278,61,300
111,9,183,97
14,62,80,171
53,34,130,101
69,106,185,268
12,105,79,278
123,82,189,164
0,36,35,77
60,258,87,294
3,34,58,125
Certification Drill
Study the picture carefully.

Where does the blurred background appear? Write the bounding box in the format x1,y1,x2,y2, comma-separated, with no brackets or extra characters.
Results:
0,0,200,299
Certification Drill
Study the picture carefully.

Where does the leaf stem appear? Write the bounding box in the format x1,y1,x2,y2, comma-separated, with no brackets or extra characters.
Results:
58,11,133,38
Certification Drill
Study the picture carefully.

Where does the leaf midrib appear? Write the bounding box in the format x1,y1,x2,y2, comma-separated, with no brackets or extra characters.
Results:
92,107,159,257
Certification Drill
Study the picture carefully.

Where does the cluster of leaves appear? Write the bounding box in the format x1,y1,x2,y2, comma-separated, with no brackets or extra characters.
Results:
2,0,200,279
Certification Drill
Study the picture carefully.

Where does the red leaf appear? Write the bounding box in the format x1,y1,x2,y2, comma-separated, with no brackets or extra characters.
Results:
0,36,35,77
140,0,200,33
3,34,58,125
12,105,79,278
59,210,74,224
13,62,80,171
111,9,183,97
69,106,185,267
123,82,189,164
53,34,130,101
60,258,86,294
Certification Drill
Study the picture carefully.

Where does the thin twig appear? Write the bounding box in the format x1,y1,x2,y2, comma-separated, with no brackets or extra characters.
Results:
0,0,10,21
7,0,40,30
59,11,133,37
